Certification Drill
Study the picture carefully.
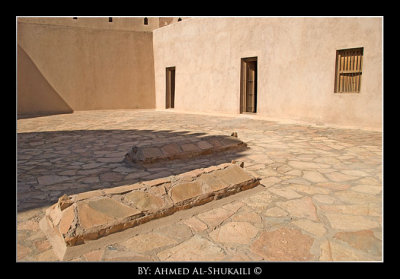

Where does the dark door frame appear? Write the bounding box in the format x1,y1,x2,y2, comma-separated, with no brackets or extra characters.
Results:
240,57,257,113
166,67,175,109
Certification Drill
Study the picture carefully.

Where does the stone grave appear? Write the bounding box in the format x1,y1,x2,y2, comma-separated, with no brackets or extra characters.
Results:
124,133,247,165
40,161,260,260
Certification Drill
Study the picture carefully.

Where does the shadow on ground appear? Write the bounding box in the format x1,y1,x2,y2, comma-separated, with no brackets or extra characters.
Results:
17,129,248,212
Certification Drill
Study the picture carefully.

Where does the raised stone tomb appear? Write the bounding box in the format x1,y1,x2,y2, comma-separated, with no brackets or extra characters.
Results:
40,162,260,259
124,133,247,165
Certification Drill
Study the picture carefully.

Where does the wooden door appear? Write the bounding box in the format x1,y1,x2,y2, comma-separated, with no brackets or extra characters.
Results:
166,67,175,108
246,61,256,113
240,57,257,113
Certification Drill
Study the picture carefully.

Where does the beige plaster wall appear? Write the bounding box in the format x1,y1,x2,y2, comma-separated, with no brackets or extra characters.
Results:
17,18,155,116
17,45,73,117
153,17,382,130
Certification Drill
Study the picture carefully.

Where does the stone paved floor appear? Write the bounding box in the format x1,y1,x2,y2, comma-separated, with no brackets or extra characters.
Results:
17,110,383,262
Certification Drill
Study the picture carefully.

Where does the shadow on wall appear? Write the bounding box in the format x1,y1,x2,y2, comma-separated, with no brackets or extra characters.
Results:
17,129,248,212
17,45,73,119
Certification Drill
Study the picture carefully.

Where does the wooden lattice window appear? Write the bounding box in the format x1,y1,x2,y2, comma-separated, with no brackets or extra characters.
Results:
334,47,363,93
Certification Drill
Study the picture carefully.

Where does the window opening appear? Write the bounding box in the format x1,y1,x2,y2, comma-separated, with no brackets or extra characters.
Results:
334,47,363,93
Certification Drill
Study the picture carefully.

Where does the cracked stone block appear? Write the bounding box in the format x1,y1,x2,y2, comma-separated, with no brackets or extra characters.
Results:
58,206,75,235
124,191,166,212
196,140,213,150
169,181,204,204
87,198,141,220
161,143,182,157
40,162,260,260
140,147,163,160
217,166,254,186
197,172,226,191
181,143,201,152
77,202,115,230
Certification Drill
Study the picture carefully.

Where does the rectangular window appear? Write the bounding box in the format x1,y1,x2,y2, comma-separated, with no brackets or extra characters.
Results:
334,47,363,93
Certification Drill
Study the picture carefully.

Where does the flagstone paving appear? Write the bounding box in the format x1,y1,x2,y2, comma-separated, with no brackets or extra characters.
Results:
17,110,382,262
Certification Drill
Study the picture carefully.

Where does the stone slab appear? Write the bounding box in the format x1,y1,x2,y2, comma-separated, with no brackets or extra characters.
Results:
209,221,259,244
124,191,166,212
124,134,247,164
169,181,204,204
156,235,226,261
251,228,315,261
40,161,260,260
